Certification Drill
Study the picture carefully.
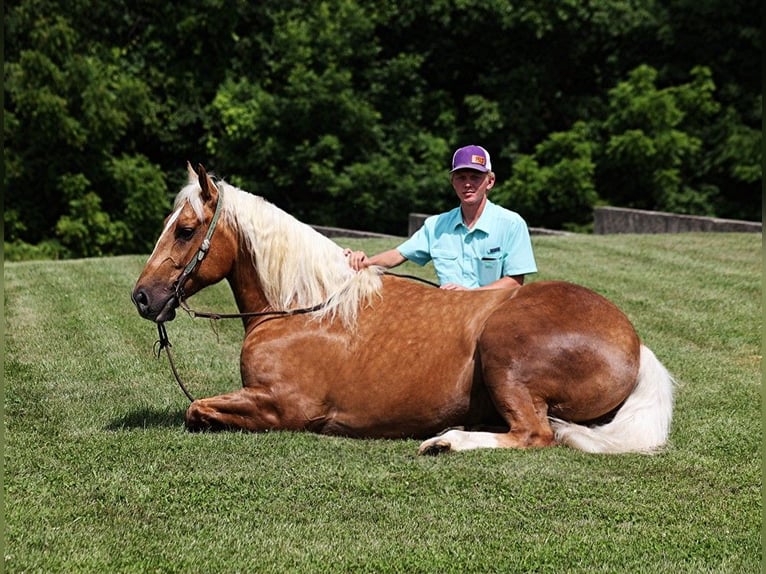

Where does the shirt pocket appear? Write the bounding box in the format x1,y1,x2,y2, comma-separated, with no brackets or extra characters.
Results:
431,248,460,282
477,257,501,286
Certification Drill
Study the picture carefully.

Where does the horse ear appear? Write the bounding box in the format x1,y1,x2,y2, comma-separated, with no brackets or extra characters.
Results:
186,161,197,183
197,164,217,203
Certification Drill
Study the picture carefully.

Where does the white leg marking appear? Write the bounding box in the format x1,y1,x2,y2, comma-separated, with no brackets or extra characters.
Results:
418,429,500,454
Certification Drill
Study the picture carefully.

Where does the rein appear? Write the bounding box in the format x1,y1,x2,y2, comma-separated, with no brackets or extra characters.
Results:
155,272,434,403
155,322,196,402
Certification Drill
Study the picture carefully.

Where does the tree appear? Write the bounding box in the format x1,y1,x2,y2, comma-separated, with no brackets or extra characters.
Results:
493,122,598,232
596,65,719,215
4,0,761,259
54,173,130,258
205,0,452,234
494,64,760,229
4,0,165,257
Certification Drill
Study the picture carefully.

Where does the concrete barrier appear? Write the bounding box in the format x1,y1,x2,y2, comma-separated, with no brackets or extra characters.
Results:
594,206,762,235
314,207,761,240
311,225,399,240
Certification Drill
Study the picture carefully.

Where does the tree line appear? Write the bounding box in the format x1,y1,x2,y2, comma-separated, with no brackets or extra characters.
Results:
4,0,761,259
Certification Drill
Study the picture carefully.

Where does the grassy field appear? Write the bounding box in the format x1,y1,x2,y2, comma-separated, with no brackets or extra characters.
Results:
4,232,762,573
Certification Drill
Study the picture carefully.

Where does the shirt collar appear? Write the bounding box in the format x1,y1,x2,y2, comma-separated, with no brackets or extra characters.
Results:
451,200,495,233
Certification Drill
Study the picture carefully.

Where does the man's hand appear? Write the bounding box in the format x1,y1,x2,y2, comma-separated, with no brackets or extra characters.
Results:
439,283,468,291
343,248,407,271
343,249,370,271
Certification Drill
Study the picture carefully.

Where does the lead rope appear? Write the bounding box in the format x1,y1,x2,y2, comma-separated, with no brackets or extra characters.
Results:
154,301,330,403
155,322,196,403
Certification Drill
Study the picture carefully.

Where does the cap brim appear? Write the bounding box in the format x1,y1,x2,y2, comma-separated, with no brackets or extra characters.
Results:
450,164,490,173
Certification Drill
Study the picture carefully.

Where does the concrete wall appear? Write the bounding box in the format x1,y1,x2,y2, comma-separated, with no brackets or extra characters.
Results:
311,225,399,240
594,206,762,235
313,207,761,240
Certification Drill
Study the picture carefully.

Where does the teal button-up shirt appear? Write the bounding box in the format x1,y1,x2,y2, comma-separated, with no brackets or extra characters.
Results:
397,200,537,288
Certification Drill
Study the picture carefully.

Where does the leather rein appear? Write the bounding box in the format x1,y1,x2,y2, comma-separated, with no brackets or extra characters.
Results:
154,183,436,403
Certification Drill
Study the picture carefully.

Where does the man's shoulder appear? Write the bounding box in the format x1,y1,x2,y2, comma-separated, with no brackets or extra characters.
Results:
427,206,462,221
485,200,525,224
425,207,462,229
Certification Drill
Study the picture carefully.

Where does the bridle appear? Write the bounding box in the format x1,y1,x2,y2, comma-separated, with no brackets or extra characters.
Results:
172,183,225,306
155,183,329,402
154,182,437,403
156,183,225,403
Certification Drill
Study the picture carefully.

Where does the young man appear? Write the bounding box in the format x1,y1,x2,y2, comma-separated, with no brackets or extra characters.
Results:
345,145,537,290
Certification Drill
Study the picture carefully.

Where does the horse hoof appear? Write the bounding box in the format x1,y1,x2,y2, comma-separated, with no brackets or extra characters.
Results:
417,439,453,456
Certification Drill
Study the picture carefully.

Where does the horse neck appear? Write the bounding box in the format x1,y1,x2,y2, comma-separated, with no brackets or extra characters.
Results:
219,185,374,328
227,244,272,318
231,198,353,309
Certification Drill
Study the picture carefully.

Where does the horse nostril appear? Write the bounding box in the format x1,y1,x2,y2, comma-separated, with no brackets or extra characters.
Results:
132,289,149,311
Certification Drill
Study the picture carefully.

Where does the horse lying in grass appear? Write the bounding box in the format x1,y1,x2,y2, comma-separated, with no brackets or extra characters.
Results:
132,164,674,454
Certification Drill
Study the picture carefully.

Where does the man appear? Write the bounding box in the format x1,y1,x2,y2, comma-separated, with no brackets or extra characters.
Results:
345,145,537,290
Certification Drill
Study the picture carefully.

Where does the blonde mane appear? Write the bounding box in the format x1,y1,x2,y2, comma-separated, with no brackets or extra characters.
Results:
175,177,383,327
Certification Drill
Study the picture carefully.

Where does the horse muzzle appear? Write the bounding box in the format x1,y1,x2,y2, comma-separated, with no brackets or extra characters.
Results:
132,286,178,323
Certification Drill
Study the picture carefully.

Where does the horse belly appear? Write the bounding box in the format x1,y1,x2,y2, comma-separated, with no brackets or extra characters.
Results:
241,316,501,439
318,356,506,439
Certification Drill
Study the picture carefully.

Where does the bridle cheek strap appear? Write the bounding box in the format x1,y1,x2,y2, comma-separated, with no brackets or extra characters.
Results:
173,184,224,301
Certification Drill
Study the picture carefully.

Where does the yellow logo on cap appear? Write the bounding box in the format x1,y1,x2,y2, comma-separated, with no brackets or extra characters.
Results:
471,154,486,166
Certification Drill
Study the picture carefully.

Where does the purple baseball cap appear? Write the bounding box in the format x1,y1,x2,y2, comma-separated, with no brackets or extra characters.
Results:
450,145,492,173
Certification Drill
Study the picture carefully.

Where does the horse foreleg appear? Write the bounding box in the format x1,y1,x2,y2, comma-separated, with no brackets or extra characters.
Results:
418,383,555,455
185,388,281,432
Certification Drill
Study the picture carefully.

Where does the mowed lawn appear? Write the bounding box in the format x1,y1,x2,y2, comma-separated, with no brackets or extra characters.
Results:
4,232,761,573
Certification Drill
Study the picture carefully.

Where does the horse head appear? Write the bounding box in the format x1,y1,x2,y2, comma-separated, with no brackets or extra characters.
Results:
132,163,234,322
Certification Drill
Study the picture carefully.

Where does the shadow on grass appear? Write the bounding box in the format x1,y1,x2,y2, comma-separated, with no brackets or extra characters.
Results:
106,407,186,430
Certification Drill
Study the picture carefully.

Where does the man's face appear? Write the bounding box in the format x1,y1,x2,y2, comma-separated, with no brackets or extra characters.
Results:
451,170,494,205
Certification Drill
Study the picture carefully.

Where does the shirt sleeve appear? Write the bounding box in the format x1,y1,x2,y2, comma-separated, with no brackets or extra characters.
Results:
396,219,435,266
501,215,538,276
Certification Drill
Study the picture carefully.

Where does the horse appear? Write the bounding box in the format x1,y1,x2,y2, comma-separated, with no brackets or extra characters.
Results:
132,164,675,454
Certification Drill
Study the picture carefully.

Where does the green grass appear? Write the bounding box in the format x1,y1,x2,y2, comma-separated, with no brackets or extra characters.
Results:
4,233,762,573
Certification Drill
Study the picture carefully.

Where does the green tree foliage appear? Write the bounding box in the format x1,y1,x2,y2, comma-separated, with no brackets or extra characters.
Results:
4,0,761,259
205,1,453,232
54,173,131,258
4,0,164,258
598,65,719,214
498,63,760,230
107,155,170,254
493,122,598,232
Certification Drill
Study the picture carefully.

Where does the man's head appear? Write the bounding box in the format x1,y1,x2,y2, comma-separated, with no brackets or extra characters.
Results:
450,145,492,174
449,146,495,207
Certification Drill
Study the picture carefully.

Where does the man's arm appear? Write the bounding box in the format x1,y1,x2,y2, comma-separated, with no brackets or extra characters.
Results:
479,274,524,290
440,274,524,291
345,248,407,271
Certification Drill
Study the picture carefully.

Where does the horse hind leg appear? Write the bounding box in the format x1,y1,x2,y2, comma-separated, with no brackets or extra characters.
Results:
549,345,675,454
418,383,555,455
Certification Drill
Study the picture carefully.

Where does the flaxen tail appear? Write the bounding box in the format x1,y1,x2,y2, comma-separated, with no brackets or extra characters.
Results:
550,345,675,454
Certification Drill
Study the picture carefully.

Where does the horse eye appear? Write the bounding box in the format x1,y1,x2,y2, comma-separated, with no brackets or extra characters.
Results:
176,227,195,241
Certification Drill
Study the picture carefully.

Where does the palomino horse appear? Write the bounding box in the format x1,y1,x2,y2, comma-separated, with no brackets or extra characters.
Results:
132,164,675,454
